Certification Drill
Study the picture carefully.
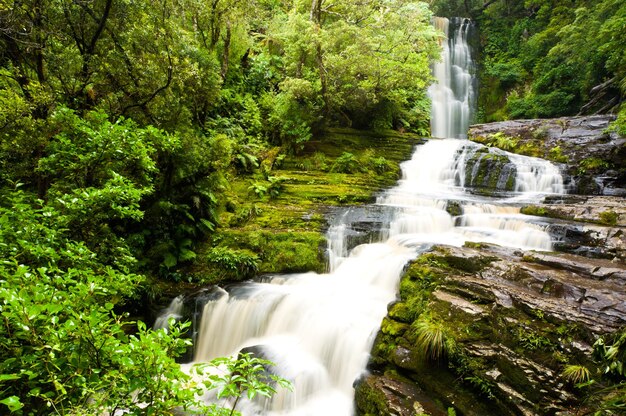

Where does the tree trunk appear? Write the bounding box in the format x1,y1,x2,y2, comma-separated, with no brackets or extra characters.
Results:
221,22,231,80
310,0,330,116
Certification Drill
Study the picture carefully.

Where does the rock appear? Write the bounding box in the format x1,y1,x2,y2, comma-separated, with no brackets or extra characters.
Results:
354,373,448,416
360,244,626,416
463,149,516,191
468,115,626,195
520,195,626,260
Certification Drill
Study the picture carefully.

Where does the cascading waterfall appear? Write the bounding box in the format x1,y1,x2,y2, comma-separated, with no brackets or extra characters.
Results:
153,295,184,330
429,17,476,139
156,16,567,416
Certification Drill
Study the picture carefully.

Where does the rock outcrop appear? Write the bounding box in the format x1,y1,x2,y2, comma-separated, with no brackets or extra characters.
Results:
468,115,626,195
355,244,626,416
521,195,626,261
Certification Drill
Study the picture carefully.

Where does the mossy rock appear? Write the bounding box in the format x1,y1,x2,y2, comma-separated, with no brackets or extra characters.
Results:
464,150,515,191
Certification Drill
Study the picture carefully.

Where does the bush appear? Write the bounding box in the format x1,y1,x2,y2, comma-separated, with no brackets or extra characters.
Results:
331,152,361,173
205,246,260,280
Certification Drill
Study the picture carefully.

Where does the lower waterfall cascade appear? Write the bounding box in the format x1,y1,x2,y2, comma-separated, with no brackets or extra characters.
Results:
159,138,566,415
156,16,568,416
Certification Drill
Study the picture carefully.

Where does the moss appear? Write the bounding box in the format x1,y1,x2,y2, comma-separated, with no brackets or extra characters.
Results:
415,252,497,274
445,201,463,217
520,205,548,217
599,210,618,226
388,301,414,323
185,128,422,285
381,317,409,337
464,150,511,190
189,230,326,283
354,377,392,416
520,205,568,221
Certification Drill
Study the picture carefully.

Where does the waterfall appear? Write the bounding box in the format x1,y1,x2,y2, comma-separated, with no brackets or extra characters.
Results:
168,17,567,416
429,17,476,139
153,295,184,330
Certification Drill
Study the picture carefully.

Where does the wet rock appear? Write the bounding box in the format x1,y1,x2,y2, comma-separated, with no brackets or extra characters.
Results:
361,244,626,416
468,115,626,195
521,195,626,260
463,149,516,191
354,373,448,416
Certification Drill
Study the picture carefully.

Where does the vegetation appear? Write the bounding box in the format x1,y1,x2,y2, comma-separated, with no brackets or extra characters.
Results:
0,191,290,414
0,0,439,413
430,0,626,125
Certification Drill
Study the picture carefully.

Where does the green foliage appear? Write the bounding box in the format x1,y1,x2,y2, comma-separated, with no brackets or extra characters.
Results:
360,149,392,174
595,329,626,378
486,132,518,151
0,190,292,414
0,191,198,414
331,152,361,173
205,247,260,281
548,146,568,163
578,158,611,175
561,365,591,385
249,182,269,198
200,352,292,416
412,316,448,361
516,328,554,352
476,0,626,120
249,176,288,200
592,328,626,414
609,107,626,136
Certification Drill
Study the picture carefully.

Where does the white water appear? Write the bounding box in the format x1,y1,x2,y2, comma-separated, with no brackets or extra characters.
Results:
153,295,184,330
429,17,476,139
160,16,566,416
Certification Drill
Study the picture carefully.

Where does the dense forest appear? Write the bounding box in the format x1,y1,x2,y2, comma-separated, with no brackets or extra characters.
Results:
0,0,624,414
432,0,626,124
0,0,440,413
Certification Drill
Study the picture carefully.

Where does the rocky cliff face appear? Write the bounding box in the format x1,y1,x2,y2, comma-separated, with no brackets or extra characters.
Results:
467,115,626,196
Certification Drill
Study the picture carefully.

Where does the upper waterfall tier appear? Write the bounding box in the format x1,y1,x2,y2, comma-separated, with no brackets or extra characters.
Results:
429,17,477,139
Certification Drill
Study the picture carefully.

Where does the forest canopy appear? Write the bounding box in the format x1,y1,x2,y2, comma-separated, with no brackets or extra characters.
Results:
429,0,626,122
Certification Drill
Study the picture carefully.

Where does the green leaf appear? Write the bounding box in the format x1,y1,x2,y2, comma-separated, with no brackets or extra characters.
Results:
163,253,178,268
1,395,24,411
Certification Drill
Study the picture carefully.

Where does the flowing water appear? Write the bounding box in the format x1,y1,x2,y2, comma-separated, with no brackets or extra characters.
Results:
159,17,565,416
429,17,476,139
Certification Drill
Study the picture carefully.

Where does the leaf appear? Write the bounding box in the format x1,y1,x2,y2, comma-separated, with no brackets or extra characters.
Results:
0,396,23,411
163,253,178,268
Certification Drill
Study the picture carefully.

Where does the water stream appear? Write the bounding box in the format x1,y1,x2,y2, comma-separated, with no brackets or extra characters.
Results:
429,17,476,139
160,17,565,415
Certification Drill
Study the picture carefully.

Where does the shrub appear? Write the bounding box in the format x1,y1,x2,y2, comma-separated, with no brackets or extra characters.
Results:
578,157,611,174
413,317,448,361
561,365,591,385
331,152,361,173
205,246,260,280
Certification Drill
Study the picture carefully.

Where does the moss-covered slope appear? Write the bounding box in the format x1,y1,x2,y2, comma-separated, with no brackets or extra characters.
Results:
185,129,423,285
